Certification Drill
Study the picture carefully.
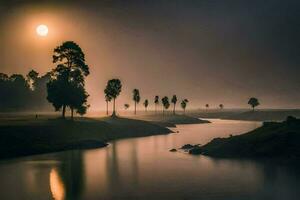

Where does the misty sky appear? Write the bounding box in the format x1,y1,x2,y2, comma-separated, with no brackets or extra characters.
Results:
0,0,300,111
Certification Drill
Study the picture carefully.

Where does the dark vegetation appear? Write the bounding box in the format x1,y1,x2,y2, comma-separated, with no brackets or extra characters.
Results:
104,79,122,116
47,41,90,119
0,71,50,111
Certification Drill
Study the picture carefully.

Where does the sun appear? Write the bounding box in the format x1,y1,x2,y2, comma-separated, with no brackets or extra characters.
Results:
36,24,48,37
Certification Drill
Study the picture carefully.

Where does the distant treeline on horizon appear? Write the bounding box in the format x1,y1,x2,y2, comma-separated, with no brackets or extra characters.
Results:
0,71,51,111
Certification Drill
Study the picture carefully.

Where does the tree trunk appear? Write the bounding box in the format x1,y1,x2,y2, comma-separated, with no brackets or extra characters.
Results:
71,108,74,120
134,101,137,115
106,101,109,115
252,106,254,111
112,98,116,116
173,103,176,115
62,105,66,119
155,104,157,114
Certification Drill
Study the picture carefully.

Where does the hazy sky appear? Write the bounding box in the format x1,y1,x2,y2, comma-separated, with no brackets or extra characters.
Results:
1,0,300,111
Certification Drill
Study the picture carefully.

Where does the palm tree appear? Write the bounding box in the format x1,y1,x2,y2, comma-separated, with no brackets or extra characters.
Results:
105,94,112,115
143,99,149,112
124,103,130,110
171,95,177,115
248,97,260,111
104,79,122,117
161,96,170,115
154,95,159,114
219,104,224,110
205,104,209,111
133,89,140,115
181,99,189,114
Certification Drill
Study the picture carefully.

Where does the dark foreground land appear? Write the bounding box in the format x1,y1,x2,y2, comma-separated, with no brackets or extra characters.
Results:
191,116,300,162
0,114,208,159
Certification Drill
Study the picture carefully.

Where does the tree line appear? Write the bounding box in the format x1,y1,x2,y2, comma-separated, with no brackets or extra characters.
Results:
104,82,190,116
0,71,50,111
0,41,261,117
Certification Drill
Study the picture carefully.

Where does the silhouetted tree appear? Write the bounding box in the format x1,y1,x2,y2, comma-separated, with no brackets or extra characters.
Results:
47,41,90,119
143,99,149,112
0,74,31,110
30,71,51,110
26,70,39,89
69,84,89,118
0,71,52,111
171,95,177,115
248,97,260,111
205,104,209,111
124,103,130,110
105,94,112,115
181,99,189,114
133,89,140,115
162,96,170,115
154,95,159,114
219,104,224,110
104,79,122,116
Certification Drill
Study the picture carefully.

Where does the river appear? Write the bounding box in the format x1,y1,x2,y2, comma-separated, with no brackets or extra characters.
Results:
0,119,299,200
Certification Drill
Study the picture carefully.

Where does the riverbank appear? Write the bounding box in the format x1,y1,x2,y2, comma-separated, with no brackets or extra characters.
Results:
196,116,300,161
190,109,300,121
131,114,210,127
0,116,173,159
0,114,207,159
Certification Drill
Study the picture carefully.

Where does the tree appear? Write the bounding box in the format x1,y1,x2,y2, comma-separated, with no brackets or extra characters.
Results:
133,89,140,115
124,103,130,110
104,79,122,116
47,41,90,119
0,71,53,111
219,104,224,110
248,97,260,111
69,83,89,118
205,104,209,111
171,95,177,115
161,96,170,115
143,99,149,112
154,95,159,114
26,70,39,90
105,94,112,115
181,99,189,114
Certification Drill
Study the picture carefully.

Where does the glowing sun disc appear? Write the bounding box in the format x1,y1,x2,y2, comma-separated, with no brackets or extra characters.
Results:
36,24,48,36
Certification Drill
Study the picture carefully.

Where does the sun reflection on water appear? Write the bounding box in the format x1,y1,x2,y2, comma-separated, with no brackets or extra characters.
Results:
50,168,65,200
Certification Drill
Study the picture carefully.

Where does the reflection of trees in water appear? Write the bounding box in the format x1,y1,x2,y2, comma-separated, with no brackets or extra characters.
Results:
50,150,85,200
131,140,139,187
105,141,140,198
106,142,121,192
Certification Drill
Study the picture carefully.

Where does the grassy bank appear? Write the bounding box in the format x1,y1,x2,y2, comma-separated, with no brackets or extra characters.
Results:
0,116,173,159
131,114,210,127
199,117,300,161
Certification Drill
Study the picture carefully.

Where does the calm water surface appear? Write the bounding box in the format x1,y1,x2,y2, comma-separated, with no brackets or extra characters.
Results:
1,119,300,200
